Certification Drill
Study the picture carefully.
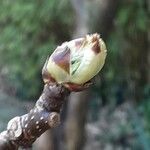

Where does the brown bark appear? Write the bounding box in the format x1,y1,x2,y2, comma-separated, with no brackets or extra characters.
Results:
34,130,54,150
0,83,70,149
65,0,89,149
65,0,119,150
65,91,90,150
90,0,119,38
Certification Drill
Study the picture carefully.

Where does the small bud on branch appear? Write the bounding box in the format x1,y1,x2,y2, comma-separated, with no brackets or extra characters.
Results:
0,33,107,149
43,33,107,91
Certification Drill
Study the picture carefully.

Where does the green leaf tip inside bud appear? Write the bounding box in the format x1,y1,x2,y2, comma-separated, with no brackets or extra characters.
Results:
42,33,107,91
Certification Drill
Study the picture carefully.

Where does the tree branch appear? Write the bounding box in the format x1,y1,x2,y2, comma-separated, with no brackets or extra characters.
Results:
0,33,107,149
0,83,70,149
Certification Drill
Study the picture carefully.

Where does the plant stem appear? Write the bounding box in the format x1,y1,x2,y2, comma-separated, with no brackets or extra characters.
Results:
0,83,70,150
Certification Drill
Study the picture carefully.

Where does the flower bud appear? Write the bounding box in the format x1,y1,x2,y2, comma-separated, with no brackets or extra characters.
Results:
42,33,107,91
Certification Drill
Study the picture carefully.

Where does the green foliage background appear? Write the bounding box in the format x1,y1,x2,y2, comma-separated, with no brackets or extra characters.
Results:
0,0,73,99
105,0,149,101
0,0,149,148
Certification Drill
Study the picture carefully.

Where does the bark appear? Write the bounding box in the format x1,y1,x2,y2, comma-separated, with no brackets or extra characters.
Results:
70,0,88,37
65,0,89,149
90,0,119,38
65,91,90,150
65,0,119,150
34,130,54,150
0,83,70,150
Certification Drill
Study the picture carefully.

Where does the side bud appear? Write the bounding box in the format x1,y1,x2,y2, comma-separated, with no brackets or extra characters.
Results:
42,33,107,91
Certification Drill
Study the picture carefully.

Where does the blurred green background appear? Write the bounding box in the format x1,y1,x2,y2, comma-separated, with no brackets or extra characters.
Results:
0,0,149,149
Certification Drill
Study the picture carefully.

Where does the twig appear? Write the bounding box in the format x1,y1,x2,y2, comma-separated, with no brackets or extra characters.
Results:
0,33,107,149
0,83,70,149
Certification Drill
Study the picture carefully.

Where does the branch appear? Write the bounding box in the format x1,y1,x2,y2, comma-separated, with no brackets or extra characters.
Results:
0,33,107,149
0,83,70,149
